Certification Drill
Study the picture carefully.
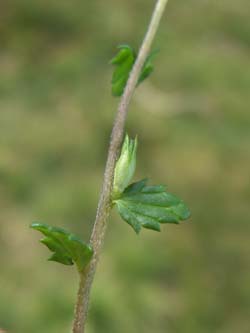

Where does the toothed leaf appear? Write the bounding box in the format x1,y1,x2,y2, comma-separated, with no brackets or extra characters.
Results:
114,179,190,234
30,223,93,271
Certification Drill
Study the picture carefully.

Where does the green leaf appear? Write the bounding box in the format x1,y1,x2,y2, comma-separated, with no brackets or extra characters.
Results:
113,179,190,234
110,45,157,97
30,223,93,271
138,49,158,85
110,45,135,97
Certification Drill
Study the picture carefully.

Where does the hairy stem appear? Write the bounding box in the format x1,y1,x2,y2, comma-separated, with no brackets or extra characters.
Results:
72,0,169,332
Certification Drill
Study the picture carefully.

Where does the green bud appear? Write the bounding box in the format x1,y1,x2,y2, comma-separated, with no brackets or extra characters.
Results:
113,134,137,198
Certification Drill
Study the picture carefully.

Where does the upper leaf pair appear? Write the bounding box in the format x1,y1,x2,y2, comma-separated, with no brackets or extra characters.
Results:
110,45,156,96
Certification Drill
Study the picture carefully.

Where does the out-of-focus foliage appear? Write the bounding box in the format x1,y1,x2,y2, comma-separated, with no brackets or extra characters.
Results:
110,45,136,96
110,45,155,96
0,0,250,333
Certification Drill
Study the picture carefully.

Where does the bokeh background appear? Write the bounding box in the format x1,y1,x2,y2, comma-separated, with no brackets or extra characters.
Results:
1,0,250,332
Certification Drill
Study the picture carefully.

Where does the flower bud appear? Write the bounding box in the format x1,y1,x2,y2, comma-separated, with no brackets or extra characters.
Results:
113,134,137,197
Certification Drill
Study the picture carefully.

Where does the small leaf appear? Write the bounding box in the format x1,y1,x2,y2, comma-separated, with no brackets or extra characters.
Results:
138,50,158,85
111,45,157,97
31,223,93,271
110,45,135,97
113,180,190,234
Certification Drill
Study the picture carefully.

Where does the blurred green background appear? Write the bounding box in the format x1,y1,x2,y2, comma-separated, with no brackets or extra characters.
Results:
1,0,250,332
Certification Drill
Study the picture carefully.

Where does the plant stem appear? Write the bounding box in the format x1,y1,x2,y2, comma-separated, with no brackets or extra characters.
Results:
72,0,169,332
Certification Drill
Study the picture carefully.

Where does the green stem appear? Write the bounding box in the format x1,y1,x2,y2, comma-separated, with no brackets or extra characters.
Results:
72,0,169,332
